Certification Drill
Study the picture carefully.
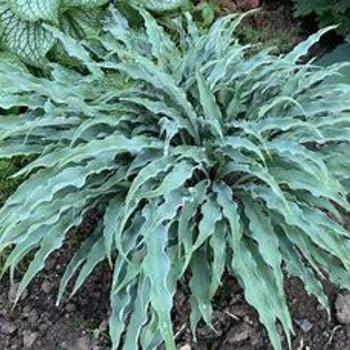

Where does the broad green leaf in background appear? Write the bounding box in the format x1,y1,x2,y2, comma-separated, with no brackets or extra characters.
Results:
0,3,55,64
62,0,109,7
132,0,190,12
317,42,350,83
0,0,108,66
7,0,60,22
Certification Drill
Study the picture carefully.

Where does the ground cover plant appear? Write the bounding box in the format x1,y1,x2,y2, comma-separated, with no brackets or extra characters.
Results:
0,0,111,66
1,6,350,350
0,0,189,67
293,0,350,35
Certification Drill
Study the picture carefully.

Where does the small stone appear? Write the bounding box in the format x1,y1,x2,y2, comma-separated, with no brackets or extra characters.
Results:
243,315,253,325
45,258,56,271
1,321,17,335
179,345,191,350
227,323,251,344
28,310,39,325
65,303,76,313
76,335,91,350
295,319,313,333
23,331,39,348
22,306,32,316
336,293,350,324
0,307,8,318
41,281,53,294
39,323,48,333
98,320,108,333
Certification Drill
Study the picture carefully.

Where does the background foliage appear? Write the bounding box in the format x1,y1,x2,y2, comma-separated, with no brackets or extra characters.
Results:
0,0,111,66
0,0,190,67
293,0,350,35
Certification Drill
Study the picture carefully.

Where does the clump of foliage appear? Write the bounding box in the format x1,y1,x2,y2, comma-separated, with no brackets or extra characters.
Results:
0,0,111,66
191,0,220,28
1,8,350,350
0,0,189,66
317,35,350,84
237,6,300,54
293,0,350,35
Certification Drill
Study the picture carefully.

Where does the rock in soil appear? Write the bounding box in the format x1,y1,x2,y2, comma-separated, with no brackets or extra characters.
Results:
336,293,350,324
76,335,91,350
23,331,39,348
1,321,17,335
65,303,76,313
27,310,39,326
98,320,108,333
41,281,53,294
295,318,314,333
225,323,252,344
179,345,191,350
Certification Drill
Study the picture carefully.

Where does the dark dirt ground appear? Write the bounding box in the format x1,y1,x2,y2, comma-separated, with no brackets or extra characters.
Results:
0,213,111,350
1,1,350,350
2,243,350,350
1,211,350,350
174,278,350,350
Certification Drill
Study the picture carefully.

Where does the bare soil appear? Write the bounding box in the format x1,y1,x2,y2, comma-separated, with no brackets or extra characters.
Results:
1,252,350,349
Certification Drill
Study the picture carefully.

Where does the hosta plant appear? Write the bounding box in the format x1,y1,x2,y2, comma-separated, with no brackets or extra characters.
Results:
1,8,350,350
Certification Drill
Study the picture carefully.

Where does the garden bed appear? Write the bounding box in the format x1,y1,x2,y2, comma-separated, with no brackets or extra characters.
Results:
1,1,350,350
1,248,350,349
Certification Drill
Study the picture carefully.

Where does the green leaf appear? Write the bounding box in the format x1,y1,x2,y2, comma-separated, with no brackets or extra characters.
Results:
178,180,209,274
62,0,109,7
125,157,172,206
243,197,293,346
131,0,189,12
70,234,106,297
196,72,223,139
123,278,151,349
209,221,227,296
286,26,337,63
214,182,242,252
233,240,284,350
317,43,350,83
139,8,179,69
57,6,105,42
195,195,222,252
45,25,102,75
190,248,213,336
279,231,330,314
7,0,60,22
57,231,100,304
143,224,176,350
14,217,70,304
144,160,195,199
103,195,124,265
0,4,55,65
110,282,135,350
